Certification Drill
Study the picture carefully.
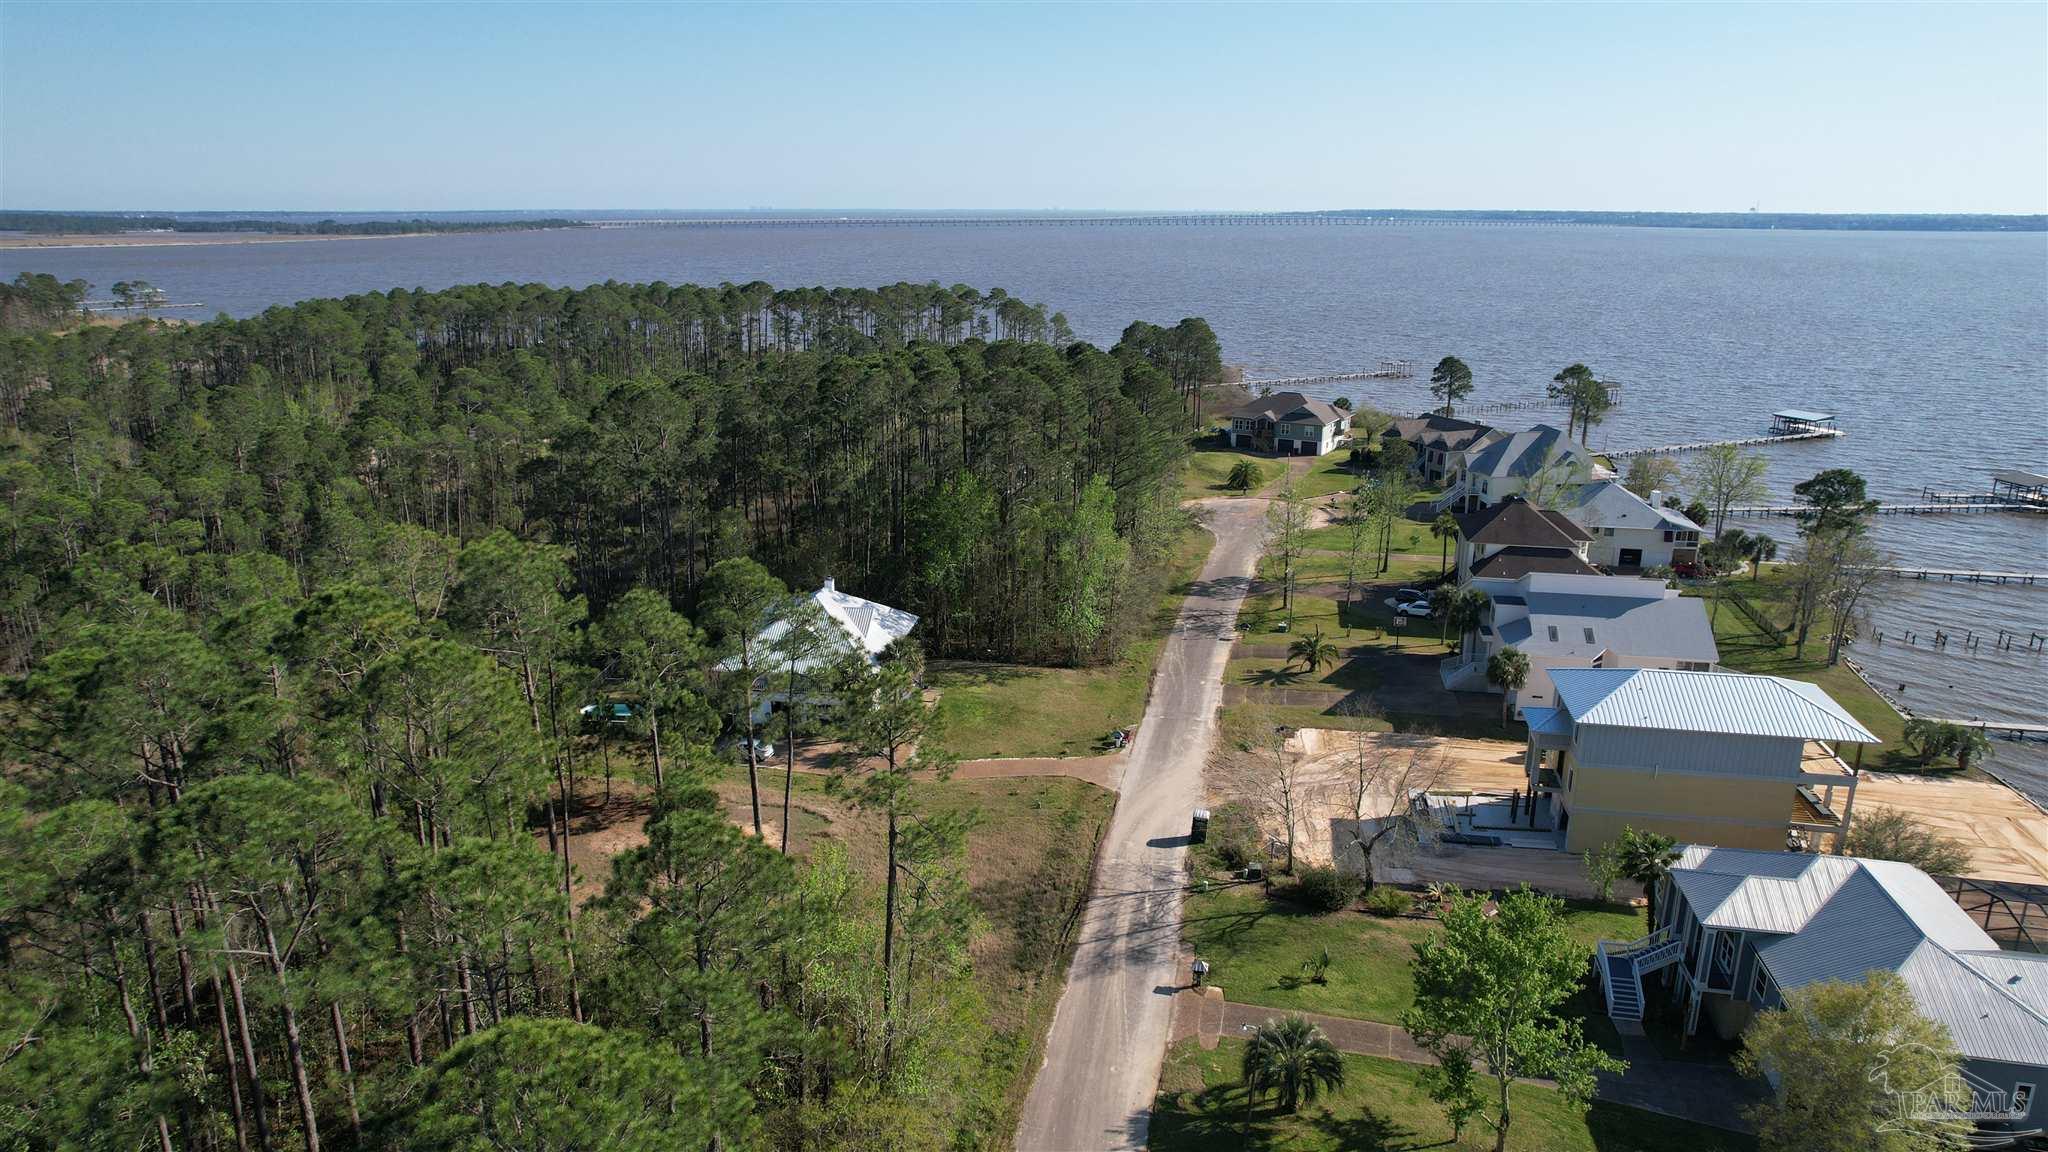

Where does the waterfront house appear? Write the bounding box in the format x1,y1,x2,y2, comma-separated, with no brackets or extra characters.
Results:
721,577,919,724
1224,392,1350,456
1384,414,1499,486
1446,424,1608,513
1517,667,1871,856
1557,480,1705,571
1596,845,2047,1145
1451,496,1597,584
1441,573,1717,714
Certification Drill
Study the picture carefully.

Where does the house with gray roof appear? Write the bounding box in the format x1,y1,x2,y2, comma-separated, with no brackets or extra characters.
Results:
1223,391,1350,456
1513,666,1873,859
1597,845,2047,1145
1441,573,1718,716
1445,423,1611,513
1557,480,1705,571
1384,414,1499,485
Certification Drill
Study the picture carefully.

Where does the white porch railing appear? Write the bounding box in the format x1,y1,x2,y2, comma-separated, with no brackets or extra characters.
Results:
1595,926,1673,1023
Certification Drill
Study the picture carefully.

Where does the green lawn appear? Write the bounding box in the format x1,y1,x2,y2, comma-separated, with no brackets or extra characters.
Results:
1261,548,1441,588
1181,884,1642,1024
1231,654,1383,697
1294,455,1371,499
1182,442,1279,501
1687,576,1915,769
1152,1040,1755,1152
931,524,1215,759
1238,589,1456,655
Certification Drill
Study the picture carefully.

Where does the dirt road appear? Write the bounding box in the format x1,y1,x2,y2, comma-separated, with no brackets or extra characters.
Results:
1013,496,1268,1151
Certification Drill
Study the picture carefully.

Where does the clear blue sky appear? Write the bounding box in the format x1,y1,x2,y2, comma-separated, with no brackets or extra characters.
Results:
3,1,2043,213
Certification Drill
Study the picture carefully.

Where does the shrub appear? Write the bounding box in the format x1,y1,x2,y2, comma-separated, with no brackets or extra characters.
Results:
1363,886,1415,917
1286,865,1361,912
1206,803,1264,871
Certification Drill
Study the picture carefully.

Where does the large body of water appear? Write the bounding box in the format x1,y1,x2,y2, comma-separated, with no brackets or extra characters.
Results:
6,222,2044,796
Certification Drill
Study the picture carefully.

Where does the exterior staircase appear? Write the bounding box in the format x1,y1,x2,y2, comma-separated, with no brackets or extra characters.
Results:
1596,927,1680,1033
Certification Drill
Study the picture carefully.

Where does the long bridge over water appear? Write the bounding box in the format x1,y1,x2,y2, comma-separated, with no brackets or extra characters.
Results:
591,213,1593,230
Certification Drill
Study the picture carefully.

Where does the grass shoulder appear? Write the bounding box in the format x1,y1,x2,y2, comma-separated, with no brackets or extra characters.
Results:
1180,882,1638,1024
1152,1039,1754,1152
932,522,1216,759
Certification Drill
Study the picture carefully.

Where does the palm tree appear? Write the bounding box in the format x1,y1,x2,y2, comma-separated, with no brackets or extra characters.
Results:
1485,648,1528,722
1900,717,1949,762
1226,459,1259,494
1241,1016,1346,1113
1745,532,1777,580
1444,586,1488,649
1954,725,1992,774
1615,826,1681,931
1430,511,1459,576
1288,627,1339,674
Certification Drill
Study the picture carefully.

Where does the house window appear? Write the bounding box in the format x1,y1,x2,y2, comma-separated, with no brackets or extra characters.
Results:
1750,963,1775,1005
1663,530,1675,542
1713,931,1737,979
1546,626,1559,642
1679,661,1711,672
1583,628,1596,644
1601,526,1615,536
2015,1084,2035,1117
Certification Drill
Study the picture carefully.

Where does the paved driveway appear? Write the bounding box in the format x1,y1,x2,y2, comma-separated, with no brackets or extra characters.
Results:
1013,497,1268,1151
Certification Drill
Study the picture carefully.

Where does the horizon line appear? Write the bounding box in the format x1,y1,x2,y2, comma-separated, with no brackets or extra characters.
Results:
6,206,2046,219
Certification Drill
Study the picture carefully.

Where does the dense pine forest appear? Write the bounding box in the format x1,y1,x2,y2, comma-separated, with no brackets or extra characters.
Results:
0,276,1221,1149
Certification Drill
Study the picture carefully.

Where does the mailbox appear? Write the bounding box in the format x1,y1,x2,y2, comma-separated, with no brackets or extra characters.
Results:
1189,808,1210,843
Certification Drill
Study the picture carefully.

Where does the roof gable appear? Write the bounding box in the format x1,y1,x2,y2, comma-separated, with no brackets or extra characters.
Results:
1561,481,1703,533
1671,845,2048,1066
1465,424,1584,479
1552,667,1875,742
1457,496,1592,547
1230,391,1344,426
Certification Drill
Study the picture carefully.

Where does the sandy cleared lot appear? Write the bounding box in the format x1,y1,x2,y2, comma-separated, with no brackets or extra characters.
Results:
1250,729,2048,886
1854,772,2048,886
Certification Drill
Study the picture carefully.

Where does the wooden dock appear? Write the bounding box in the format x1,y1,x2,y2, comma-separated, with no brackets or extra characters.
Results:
1726,503,2043,518
1870,567,2045,584
1245,365,1415,389
1608,427,1844,458
1916,718,2048,743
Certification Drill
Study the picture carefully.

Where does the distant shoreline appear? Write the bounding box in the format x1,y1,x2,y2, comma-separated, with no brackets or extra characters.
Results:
0,227,593,251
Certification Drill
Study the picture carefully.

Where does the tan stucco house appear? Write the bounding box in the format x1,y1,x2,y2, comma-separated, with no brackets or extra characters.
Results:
1519,667,1876,855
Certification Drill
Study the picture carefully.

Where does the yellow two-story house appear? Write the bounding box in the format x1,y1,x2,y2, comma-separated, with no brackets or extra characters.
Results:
1520,667,1877,855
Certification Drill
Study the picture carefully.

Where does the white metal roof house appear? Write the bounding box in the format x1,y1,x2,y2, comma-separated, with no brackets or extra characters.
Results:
722,577,919,724
1512,667,1875,856
1557,480,1706,571
1440,573,1719,713
1223,391,1350,456
1596,846,2047,1144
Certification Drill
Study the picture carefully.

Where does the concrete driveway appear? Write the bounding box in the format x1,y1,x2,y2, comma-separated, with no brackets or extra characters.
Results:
1013,496,1268,1151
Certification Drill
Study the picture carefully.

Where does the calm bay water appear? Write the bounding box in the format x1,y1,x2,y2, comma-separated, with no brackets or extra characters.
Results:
6,223,2045,795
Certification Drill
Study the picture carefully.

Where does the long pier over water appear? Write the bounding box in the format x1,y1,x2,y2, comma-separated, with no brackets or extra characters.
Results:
592,213,1592,230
